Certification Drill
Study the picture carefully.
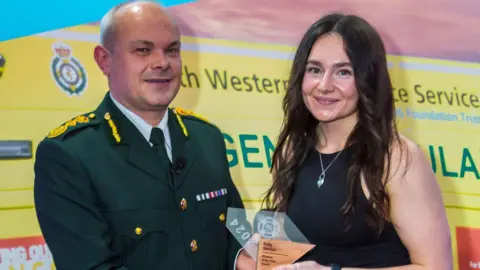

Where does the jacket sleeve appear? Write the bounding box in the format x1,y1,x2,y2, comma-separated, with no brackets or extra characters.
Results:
33,139,127,270
225,174,246,270
215,130,251,270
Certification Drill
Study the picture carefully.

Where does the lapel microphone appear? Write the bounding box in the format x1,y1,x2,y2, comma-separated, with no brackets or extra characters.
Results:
171,156,187,175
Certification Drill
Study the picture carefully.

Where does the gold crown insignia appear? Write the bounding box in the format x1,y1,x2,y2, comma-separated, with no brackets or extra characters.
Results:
53,43,72,58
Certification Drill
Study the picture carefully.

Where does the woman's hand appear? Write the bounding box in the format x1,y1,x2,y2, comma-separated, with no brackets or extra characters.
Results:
273,261,330,270
236,233,261,270
243,233,261,259
235,249,256,270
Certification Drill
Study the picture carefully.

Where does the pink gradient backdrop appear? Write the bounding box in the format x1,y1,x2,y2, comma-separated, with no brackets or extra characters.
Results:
90,0,480,63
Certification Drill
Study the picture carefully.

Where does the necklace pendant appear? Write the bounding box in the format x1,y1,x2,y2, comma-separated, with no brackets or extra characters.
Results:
317,173,325,188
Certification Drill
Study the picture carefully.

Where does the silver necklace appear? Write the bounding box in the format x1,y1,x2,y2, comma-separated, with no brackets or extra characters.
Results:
317,150,343,188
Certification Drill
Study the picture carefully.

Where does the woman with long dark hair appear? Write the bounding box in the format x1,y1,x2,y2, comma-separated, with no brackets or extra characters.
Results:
262,13,452,270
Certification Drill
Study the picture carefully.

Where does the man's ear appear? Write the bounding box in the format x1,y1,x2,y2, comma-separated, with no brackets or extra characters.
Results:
93,45,111,76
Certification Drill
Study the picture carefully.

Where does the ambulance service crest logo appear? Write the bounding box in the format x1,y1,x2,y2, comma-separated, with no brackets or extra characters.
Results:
51,42,87,96
257,216,280,239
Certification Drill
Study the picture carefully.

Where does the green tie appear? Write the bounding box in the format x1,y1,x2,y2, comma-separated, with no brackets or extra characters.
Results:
149,127,172,166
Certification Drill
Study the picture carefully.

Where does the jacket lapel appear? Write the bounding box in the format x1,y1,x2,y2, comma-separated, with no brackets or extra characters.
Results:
98,93,171,187
168,109,196,190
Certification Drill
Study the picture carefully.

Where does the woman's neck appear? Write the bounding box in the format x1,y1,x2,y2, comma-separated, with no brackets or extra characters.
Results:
317,113,358,154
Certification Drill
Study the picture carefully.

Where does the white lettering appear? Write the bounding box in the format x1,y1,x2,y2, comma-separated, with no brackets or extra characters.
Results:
28,245,45,261
0,246,27,265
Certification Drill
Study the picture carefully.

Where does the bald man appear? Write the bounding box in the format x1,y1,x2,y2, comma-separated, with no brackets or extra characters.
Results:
33,1,255,269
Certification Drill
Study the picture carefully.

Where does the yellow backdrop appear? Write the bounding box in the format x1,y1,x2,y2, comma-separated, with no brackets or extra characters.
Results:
0,24,478,270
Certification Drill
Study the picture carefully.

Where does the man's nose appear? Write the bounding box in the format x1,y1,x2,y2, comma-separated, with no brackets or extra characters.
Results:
151,51,169,70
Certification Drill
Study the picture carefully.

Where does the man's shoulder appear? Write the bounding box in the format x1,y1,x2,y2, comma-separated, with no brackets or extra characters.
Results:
43,111,102,142
171,107,221,135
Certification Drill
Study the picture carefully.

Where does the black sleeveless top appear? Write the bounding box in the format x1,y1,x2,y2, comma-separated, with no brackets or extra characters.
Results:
286,147,411,268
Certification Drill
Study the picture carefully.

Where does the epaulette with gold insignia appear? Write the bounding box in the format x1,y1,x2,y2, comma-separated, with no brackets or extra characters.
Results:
46,112,99,140
103,112,121,143
172,107,214,137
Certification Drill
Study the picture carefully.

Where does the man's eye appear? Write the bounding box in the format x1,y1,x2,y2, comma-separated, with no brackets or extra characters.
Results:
135,48,150,53
167,48,180,53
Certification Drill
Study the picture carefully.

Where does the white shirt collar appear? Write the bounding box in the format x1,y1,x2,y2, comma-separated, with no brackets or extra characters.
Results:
109,93,172,159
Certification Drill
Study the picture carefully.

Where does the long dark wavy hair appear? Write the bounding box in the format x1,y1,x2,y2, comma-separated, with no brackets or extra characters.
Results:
262,13,406,235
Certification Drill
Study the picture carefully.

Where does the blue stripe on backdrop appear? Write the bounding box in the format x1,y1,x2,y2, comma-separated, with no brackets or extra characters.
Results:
0,0,197,42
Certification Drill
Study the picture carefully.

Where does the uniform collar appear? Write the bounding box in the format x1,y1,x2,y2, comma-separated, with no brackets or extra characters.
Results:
96,92,195,189
109,92,170,146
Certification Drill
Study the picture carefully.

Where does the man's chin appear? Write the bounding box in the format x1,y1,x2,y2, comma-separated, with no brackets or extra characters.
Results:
145,94,177,108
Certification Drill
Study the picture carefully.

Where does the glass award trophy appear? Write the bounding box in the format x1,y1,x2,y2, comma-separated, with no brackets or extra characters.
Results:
226,207,315,270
